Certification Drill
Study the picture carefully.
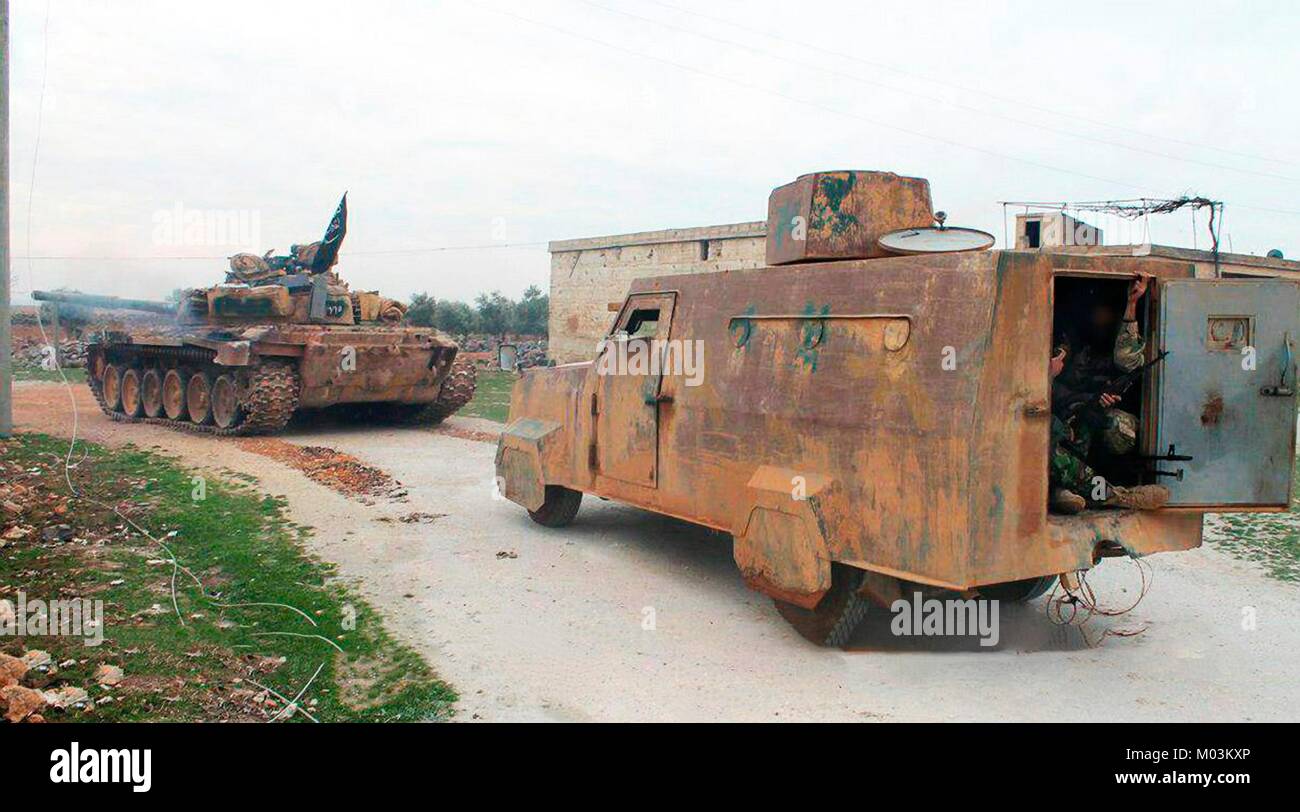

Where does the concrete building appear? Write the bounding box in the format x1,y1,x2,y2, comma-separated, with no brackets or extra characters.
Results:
547,221,765,363
547,212,1300,364
1011,212,1300,279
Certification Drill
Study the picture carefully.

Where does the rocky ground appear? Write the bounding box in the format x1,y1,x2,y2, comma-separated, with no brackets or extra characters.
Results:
1,416,456,724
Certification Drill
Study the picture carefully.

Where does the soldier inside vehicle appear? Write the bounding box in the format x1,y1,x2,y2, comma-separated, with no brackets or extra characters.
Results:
1048,274,1170,514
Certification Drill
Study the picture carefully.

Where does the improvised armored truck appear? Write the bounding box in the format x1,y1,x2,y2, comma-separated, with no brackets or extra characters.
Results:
496,170,1300,645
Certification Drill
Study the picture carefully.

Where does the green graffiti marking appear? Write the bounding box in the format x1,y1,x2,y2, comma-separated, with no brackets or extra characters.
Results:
730,304,757,349
796,302,831,372
809,174,859,236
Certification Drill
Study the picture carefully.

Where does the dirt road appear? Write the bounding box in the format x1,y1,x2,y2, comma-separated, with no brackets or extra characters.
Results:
11,381,1300,721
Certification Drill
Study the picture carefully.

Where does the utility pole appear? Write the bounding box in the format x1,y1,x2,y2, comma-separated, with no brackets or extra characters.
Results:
0,0,12,438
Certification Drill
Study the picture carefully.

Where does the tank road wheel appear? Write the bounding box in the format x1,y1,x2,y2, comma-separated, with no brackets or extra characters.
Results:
162,370,187,420
140,369,165,418
773,564,870,648
119,369,145,417
210,374,243,430
101,364,123,412
977,576,1057,603
527,485,583,528
186,373,215,425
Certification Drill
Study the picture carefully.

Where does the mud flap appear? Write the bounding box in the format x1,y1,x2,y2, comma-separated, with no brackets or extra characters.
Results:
496,418,563,512
732,466,840,608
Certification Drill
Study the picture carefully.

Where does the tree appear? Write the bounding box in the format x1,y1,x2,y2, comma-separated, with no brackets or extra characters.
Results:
406,292,436,327
514,285,548,336
435,300,478,335
475,291,513,337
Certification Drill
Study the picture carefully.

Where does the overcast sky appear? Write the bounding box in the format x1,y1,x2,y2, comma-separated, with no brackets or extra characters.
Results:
6,0,1299,304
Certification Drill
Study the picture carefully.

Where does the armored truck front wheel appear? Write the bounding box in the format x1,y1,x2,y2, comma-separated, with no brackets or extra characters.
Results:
527,485,583,528
774,564,870,648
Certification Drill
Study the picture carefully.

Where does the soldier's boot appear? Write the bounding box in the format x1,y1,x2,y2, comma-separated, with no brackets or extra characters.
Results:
1050,488,1087,515
1104,484,1170,511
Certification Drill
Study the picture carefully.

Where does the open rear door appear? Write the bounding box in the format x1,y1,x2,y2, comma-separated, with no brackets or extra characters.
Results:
1155,279,1300,508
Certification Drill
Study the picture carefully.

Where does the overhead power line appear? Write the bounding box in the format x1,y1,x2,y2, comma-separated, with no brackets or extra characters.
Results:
644,0,1299,169
577,0,1300,184
468,1,1300,217
12,241,550,261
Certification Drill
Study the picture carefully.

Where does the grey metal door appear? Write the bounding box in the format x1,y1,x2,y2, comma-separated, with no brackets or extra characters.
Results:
1156,279,1300,507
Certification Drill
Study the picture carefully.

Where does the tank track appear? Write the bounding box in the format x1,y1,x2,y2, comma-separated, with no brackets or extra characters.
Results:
88,355,301,437
346,356,477,426
392,356,477,425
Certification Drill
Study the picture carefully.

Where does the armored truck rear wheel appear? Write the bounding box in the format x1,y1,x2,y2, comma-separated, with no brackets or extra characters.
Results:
976,575,1056,603
774,564,870,647
527,485,583,528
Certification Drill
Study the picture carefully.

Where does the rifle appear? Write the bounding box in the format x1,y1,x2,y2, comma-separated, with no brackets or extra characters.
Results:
1055,350,1170,426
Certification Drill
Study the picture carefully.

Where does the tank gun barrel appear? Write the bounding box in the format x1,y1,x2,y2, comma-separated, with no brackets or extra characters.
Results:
31,290,175,315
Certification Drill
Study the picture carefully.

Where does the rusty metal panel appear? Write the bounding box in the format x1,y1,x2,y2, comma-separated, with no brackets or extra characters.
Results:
496,418,564,512
963,252,1055,582
620,252,996,586
1156,279,1300,507
765,170,933,265
732,466,835,607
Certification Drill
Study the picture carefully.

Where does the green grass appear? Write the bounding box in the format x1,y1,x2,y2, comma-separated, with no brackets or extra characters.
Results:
1204,455,1300,583
10,367,87,383
459,369,515,423
0,433,456,721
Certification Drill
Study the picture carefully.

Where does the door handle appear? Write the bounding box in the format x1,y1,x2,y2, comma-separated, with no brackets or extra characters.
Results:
645,393,674,406
1022,400,1050,418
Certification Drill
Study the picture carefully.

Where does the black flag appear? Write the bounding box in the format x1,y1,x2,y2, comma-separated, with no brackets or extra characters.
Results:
311,193,348,274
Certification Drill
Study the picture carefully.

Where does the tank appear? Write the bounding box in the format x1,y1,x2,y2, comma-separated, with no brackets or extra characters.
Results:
31,198,476,435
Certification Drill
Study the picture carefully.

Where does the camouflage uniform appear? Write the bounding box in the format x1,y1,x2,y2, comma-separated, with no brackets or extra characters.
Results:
1050,319,1145,497
1051,415,1097,495
1112,320,1146,372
